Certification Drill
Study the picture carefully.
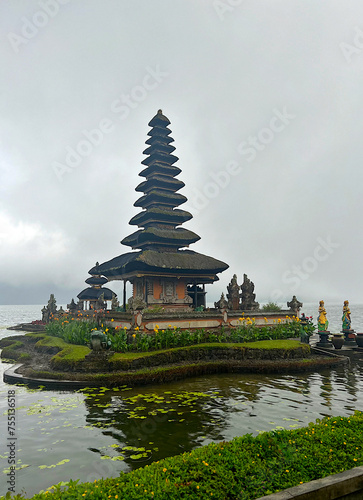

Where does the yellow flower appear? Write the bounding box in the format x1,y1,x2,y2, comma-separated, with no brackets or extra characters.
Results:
168,324,172,328
105,328,109,332
278,319,281,323
111,318,114,322
132,334,136,338
163,468,167,472
155,324,159,329
135,326,139,331
124,326,127,330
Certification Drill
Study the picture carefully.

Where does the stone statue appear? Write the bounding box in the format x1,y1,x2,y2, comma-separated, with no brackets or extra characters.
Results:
287,295,303,313
215,292,228,310
41,306,49,323
240,274,259,311
342,300,352,331
318,300,329,332
41,294,58,323
226,274,240,310
95,293,106,310
111,293,120,310
128,296,147,312
299,313,310,344
90,330,111,351
47,294,57,315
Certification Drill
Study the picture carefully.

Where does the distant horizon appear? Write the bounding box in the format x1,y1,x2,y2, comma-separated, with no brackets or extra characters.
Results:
0,299,359,307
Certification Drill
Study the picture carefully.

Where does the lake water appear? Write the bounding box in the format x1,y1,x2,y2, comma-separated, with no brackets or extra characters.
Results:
0,303,362,497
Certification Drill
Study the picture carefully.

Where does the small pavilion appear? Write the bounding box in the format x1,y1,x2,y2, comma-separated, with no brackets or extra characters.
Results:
92,110,228,311
77,263,115,310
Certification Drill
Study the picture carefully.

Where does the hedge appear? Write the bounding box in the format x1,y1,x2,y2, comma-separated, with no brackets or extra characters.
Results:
3,411,362,500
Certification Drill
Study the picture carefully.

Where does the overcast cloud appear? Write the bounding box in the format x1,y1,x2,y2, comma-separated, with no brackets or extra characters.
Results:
1,0,362,307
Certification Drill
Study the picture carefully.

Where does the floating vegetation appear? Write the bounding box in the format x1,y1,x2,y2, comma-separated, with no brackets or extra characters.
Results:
39,459,70,469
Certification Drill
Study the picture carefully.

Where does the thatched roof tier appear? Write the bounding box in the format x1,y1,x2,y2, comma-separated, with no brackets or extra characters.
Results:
141,152,179,167
135,175,185,193
148,110,171,127
121,227,200,250
145,134,174,146
134,190,187,209
85,276,108,286
139,163,181,178
92,250,228,283
77,287,114,301
129,207,192,227
143,143,176,156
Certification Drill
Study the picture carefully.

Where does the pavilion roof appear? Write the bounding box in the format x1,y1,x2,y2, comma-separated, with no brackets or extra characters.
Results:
91,249,228,282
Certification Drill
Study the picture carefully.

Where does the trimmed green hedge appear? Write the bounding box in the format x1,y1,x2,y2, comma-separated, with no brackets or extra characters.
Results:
108,341,310,371
5,412,362,500
50,345,91,370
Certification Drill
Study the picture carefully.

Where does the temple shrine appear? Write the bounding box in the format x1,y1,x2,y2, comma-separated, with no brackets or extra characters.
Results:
77,263,116,310
92,110,229,311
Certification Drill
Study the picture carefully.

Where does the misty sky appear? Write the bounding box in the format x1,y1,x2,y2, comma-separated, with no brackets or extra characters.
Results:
1,1,363,307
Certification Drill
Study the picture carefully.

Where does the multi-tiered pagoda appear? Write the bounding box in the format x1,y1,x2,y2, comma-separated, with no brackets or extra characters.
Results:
77,264,115,310
92,110,228,311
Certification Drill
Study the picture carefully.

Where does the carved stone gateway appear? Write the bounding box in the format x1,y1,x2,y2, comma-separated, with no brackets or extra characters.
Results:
240,274,259,311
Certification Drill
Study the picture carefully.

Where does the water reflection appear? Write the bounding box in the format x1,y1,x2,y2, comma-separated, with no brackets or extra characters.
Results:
81,363,363,469
1,362,362,497
83,386,232,465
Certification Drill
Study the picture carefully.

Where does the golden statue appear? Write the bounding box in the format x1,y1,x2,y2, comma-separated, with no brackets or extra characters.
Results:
342,300,351,331
318,300,329,332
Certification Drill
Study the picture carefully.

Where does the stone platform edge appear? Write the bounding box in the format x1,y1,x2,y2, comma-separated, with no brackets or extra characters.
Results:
3,364,94,389
255,466,363,500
